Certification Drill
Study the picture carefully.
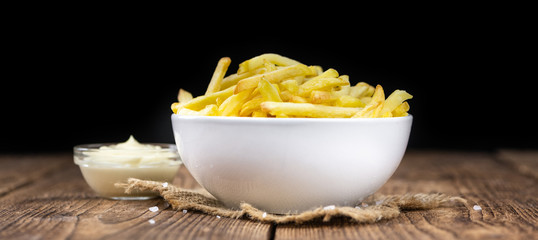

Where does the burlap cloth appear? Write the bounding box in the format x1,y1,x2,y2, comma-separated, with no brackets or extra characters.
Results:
117,178,466,224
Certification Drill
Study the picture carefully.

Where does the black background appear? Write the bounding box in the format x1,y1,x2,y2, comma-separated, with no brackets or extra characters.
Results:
3,8,535,153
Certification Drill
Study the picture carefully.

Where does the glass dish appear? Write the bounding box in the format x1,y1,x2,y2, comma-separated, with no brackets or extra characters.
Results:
74,143,182,200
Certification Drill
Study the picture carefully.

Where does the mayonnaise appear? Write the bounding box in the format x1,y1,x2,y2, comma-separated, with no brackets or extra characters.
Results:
86,135,179,166
74,136,181,200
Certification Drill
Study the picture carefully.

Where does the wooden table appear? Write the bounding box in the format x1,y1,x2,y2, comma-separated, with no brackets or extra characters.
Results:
1,150,536,239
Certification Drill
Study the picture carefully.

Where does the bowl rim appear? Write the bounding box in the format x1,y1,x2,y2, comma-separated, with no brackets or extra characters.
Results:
172,114,412,123
74,143,178,152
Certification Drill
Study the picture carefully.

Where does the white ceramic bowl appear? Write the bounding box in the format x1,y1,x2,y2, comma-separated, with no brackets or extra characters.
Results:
171,115,412,214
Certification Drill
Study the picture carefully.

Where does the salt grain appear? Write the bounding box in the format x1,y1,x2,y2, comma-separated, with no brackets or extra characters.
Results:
216,215,221,219
148,219,155,224
149,206,159,212
473,205,482,211
182,209,188,214
323,205,336,210
262,212,267,218
162,182,168,187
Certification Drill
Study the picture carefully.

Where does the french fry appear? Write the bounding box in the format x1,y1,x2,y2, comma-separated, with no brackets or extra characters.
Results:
199,104,218,116
333,85,351,97
297,69,346,97
290,95,309,103
279,90,293,102
263,59,277,72
360,96,372,105
298,77,349,97
261,102,361,118
178,104,218,116
237,53,301,74
258,78,282,102
309,65,324,75
371,101,385,118
379,90,413,116
206,57,231,95
335,95,365,108
171,102,182,114
174,54,412,118
171,89,194,113
220,70,259,90
279,79,299,94
392,101,410,117
252,111,268,117
177,108,199,116
182,86,235,111
350,82,374,98
178,88,193,103
240,97,264,116
235,64,312,94
352,85,385,118
218,90,252,116
310,90,333,104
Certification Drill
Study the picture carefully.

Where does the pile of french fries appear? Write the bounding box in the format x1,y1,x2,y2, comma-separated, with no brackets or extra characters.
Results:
171,54,412,118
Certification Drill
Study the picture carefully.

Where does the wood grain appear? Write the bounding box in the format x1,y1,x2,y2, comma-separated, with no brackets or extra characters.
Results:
0,155,272,240
497,149,538,179
274,151,537,240
0,151,536,239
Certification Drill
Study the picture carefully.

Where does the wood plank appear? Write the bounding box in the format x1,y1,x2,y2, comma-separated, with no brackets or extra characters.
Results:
274,151,538,240
496,149,538,179
0,154,71,198
0,154,272,240
2,152,536,239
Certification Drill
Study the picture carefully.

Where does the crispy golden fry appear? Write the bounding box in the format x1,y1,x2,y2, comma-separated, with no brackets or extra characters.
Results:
182,86,235,111
290,95,309,103
258,78,282,102
177,89,193,103
279,79,299,94
335,95,365,108
178,104,218,116
333,85,351,97
174,54,412,118
171,89,194,113
338,75,350,84
309,65,324,75
310,90,333,104
171,102,182,114
350,82,374,98
237,53,301,74
382,111,393,118
279,90,293,102
252,111,268,117
297,69,346,97
317,68,339,78
220,70,259,90
352,85,385,118
218,90,252,116
263,60,277,72
379,90,413,116
206,57,231,95
177,107,199,116
298,77,349,97
240,97,264,116
360,96,372,104
392,101,410,117
371,101,385,118
235,64,312,94
261,102,361,118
